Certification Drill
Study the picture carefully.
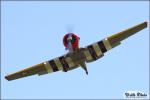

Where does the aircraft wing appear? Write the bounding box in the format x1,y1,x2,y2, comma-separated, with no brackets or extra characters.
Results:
107,21,147,48
83,22,147,63
5,55,76,81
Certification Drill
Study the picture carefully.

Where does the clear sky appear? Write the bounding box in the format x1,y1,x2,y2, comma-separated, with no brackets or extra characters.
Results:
1,1,149,99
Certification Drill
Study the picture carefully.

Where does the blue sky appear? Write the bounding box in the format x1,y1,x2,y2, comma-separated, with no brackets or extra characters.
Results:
1,1,149,99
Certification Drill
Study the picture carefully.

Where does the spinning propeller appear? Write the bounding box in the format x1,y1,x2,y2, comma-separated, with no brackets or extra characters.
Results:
63,25,80,52
67,33,74,52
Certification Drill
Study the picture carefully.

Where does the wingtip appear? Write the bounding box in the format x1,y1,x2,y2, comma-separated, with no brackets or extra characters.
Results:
143,21,148,27
145,21,148,23
5,75,13,81
5,76,10,81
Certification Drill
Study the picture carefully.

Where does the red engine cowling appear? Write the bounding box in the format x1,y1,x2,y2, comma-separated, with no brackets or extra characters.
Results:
63,33,80,50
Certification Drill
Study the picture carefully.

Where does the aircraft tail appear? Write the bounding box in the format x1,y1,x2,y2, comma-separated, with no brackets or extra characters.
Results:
79,62,88,75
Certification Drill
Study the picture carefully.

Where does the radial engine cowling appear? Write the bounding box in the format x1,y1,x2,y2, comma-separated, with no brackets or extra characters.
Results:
63,33,80,51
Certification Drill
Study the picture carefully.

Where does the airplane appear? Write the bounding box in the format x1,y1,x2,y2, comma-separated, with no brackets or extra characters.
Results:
5,22,148,81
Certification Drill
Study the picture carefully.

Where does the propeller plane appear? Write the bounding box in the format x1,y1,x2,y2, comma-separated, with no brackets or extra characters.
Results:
5,22,148,81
